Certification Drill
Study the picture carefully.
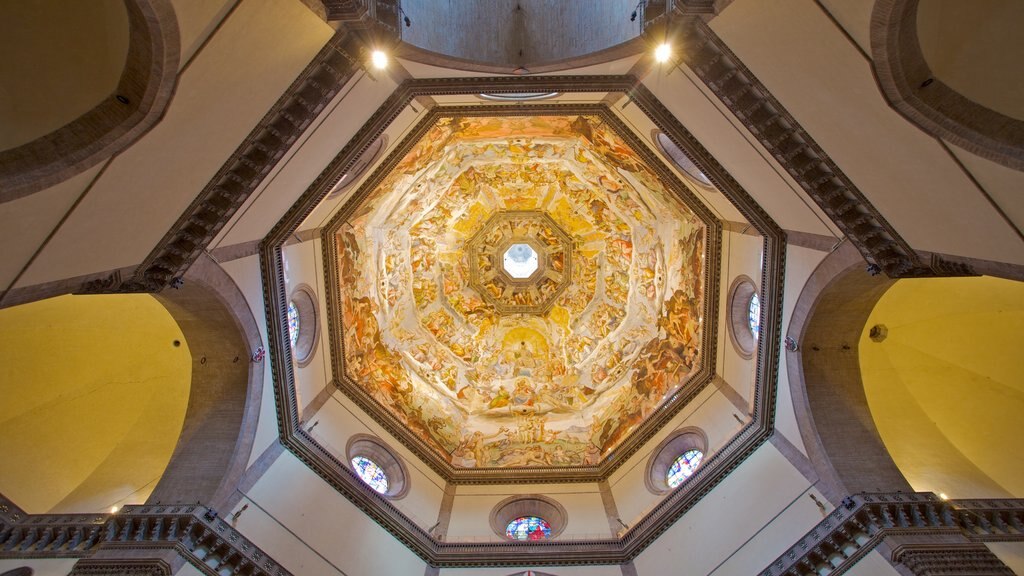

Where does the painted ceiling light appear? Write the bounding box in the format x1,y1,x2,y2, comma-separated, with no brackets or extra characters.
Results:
334,115,707,468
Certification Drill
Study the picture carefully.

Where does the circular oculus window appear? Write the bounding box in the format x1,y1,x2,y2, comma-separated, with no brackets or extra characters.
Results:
287,285,319,367
346,434,410,499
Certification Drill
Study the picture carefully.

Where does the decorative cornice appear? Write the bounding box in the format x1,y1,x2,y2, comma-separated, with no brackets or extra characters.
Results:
259,75,787,565
0,495,290,576
68,559,172,576
760,493,1024,576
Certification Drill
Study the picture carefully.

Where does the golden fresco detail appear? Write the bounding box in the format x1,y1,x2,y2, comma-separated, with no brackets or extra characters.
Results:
336,115,706,468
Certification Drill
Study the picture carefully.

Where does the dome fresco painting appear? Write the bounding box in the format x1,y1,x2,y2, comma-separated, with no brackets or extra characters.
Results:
335,115,708,468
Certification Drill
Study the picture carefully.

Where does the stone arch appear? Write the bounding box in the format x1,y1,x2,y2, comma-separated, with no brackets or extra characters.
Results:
146,254,264,510
785,243,910,505
0,0,180,202
871,0,1024,171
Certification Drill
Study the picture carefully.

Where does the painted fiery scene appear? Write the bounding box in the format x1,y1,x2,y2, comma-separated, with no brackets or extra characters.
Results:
335,115,706,468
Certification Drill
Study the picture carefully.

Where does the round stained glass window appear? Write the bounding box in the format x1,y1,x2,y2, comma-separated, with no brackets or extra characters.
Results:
666,449,704,488
287,301,300,348
748,293,761,340
505,516,552,540
351,456,389,493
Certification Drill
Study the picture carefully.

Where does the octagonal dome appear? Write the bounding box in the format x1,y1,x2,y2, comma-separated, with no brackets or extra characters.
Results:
332,114,709,468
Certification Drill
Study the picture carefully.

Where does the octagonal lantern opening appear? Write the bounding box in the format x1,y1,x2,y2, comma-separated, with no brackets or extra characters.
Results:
503,243,539,279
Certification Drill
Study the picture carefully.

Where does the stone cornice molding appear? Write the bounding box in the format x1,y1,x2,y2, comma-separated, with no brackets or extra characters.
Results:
0,495,290,576
760,493,1024,576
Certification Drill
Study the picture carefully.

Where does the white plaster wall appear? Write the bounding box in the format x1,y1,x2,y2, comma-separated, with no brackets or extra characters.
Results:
239,450,427,576
283,238,331,411
311,390,446,529
633,442,811,576
608,386,747,528
449,482,610,540
0,559,78,576
219,254,277,469
775,243,830,457
719,230,764,403
641,63,839,238
711,0,1024,264
215,67,399,247
16,0,333,287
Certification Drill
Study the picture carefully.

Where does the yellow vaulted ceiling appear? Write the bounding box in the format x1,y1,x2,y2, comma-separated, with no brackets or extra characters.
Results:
0,294,191,513
860,276,1024,497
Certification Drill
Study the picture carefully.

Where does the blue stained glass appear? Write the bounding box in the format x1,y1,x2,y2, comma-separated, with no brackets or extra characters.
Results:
505,516,552,540
351,456,388,493
748,293,761,340
287,301,300,348
666,449,704,488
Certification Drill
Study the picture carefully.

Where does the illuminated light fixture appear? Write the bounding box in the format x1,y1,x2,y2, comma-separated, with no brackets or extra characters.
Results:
939,493,949,500
110,506,120,513
370,50,388,70
654,43,671,63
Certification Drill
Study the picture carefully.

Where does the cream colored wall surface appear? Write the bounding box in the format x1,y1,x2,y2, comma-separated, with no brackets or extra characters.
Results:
633,442,810,576
642,63,839,238
0,0,128,150
712,0,1023,264
218,254,276,469
988,542,1024,575
311,391,446,528
242,450,427,575
0,558,79,576
171,0,236,69
0,163,101,291
440,567,622,576
283,239,329,410
215,68,397,247
447,483,609,540
720,231,763,398
451,484,608,540
16,0,331,287
776,243,830,457
945,146,1024,234
294,103,426,234
861,276,1024,498
816,0,873,54
0,294,190,514
917,0,1024,121
609,387,747,528
174,562,206,576
708,486,830,575
846,550,902,576
614,100,746,226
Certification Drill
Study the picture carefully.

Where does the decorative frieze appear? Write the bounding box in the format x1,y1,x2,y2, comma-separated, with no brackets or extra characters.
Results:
761,493,1024,576
0,495,289,576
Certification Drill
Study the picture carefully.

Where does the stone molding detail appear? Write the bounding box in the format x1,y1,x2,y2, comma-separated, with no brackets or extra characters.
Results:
0,494,290,576
662,17,970,279
892,544,1014,576
0,0,180,202
871,0,1024,172
260,76,787,565
78,29,364,295
68,559,171,576
760,493,1024,576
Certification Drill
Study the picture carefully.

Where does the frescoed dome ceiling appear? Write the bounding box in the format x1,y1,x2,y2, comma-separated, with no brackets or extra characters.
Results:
333,114,710,468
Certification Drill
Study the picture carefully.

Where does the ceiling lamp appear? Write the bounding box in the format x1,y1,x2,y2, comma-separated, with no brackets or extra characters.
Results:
370,50,388,70
654,43,671,63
